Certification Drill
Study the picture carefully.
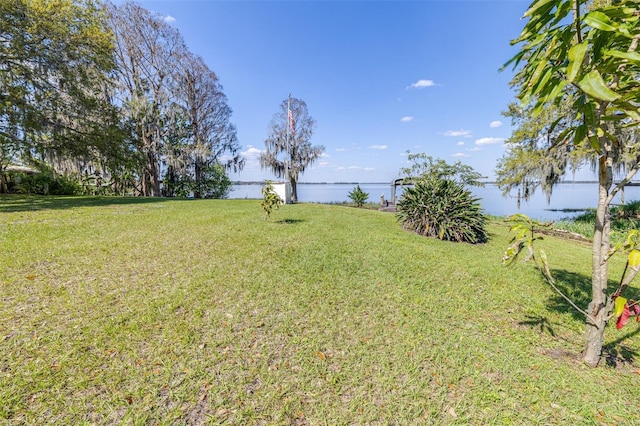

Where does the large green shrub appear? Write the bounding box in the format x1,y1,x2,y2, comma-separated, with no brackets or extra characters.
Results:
396,177,488,244
15,169,81,195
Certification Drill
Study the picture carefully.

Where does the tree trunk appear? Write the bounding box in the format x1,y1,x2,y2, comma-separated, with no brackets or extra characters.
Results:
583,153,613,367
143,149,161,197
0,164,7,194
290,176,298,203
194,160,202,199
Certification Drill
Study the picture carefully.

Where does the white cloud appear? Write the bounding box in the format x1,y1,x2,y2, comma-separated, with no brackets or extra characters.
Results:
407,79,437,89
444,129,472,138
400,116,414,122
163,15,176,24
475,137,505,146
453,153,470,158
489,120,503,128
335,148,347,152
456,141,465,146
467,147,483,152
318,161,331,167
242,145,262,157
320,152,330,158
337,165,376,172
368,144,388,150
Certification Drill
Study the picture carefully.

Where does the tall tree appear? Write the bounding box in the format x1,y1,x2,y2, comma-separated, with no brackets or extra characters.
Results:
107,1,187,196
0,0,118,190
260,96,324,202
174,53,243,198
502,0,640,367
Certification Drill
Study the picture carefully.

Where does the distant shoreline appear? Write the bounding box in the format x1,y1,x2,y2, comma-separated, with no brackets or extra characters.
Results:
232,180,603,185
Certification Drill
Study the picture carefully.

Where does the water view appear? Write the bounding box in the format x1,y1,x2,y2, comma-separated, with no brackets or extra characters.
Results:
229,182,640,221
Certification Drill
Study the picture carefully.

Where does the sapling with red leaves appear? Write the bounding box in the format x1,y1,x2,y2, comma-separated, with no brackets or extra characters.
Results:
503,215,640,348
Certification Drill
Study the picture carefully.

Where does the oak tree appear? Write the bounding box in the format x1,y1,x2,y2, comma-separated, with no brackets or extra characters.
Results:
0,0,118,191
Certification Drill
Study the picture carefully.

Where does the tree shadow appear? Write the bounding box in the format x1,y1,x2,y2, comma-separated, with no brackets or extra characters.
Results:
535,268,640,366
519,314,557,337
0,195,173,213
518,314,584,346
604,327,640,368
276,218,304,225
545,268,612,323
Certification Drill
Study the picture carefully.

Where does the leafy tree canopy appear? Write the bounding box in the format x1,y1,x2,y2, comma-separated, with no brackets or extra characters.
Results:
401,152,485,187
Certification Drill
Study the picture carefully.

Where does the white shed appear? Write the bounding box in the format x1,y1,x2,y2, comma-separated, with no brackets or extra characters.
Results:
272,182,292,204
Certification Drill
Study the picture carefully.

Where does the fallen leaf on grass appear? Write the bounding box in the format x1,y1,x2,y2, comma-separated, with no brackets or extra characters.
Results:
317,351,326,360
448,407,458,418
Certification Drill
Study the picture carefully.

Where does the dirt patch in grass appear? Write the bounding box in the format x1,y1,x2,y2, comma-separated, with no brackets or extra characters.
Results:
538,347,578,361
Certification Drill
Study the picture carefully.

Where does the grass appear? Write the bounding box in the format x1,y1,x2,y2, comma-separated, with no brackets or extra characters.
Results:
1,195,639,424
553,201,640,244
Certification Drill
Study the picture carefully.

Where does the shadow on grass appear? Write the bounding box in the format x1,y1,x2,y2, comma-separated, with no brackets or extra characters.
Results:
604,327,640,368
545,269,596,323
0,195,173,213
521,268,640,365
276,218,304,225
519,314,557,337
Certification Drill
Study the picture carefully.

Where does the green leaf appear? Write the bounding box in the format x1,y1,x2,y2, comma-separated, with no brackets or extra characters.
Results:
548,80,567,101
584,11,618,32
529,53,552,93
577,70,620,102
604,49,640,63
523,0,558,18
567,41,588,83
503,246,519,266
626,110,640,122
614,296,627,318
629,249,640,269
573,124,587,147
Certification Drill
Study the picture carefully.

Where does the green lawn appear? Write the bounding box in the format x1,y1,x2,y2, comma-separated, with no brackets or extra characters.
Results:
1,196,639,424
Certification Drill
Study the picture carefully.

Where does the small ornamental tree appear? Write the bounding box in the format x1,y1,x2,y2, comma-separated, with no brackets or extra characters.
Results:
503,0,640,366
261,180,283,221
348,185,369,207
504,215,640,333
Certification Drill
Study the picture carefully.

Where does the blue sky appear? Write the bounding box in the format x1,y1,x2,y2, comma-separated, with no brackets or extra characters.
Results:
127,0,531,183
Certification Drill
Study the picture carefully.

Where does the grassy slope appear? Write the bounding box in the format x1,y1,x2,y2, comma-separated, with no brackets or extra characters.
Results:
1,196,638,425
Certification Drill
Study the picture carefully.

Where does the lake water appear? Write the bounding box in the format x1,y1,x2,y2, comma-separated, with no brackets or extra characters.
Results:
229,182,640,221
